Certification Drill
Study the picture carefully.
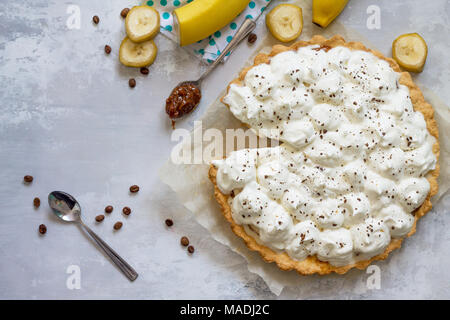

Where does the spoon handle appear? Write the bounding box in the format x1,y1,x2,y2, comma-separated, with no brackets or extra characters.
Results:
79,221,138,281
198,18,256,83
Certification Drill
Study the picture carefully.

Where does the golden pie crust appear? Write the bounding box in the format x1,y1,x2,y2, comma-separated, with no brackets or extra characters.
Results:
209,35,440,275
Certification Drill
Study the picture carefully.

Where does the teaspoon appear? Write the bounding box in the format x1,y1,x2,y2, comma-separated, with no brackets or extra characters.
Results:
48,191,138,281
166,18,256,119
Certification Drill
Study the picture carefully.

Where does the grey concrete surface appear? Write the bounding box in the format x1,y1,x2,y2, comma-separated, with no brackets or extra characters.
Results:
0,0,449,299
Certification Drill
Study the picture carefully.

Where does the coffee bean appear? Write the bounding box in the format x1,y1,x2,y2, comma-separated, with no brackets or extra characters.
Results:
104,45,112,54
122,207,131,215
248,33,257,44
105,205,113,213
93,15,100,24
129,185,139,193
165,219,173,227
140,67,149,75
95,215,105,222
24,175,33,183
33,197,40,208
120,8,130,18
187,245,195,254
180,236,189,246
129,78,136,88
39,224,47,234
114,221,123,230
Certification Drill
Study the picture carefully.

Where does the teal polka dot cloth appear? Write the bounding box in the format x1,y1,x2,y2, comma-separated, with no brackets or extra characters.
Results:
144,0,272,62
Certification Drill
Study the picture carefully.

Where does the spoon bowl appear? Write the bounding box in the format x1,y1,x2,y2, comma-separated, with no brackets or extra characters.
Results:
48,191,81,222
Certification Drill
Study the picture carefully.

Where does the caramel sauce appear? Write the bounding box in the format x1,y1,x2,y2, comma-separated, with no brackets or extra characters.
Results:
312,45,332,52
165,83,201,119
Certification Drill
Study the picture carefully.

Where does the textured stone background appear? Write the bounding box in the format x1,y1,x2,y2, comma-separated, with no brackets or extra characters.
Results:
0,0,449,299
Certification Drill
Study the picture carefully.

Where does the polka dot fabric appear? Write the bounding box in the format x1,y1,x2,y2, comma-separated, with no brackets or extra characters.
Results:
144,0,271,62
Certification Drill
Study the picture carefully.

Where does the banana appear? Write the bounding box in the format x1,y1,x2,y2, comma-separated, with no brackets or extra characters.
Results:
174,0,250,46
266,4,303,43
125,6,160,43
119,37,157,68
313,0,348,28
392,33,428,73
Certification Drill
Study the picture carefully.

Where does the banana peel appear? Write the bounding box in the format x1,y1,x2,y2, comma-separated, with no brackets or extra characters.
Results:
313,0,349,28
174,0,250,46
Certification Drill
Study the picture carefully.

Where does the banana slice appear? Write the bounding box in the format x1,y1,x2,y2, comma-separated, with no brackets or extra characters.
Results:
119,37,157,68
125,6,160,43
392,33,428,73
266,4,303,43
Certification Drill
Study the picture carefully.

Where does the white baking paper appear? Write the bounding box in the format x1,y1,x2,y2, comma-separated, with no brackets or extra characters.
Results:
159,0,450,296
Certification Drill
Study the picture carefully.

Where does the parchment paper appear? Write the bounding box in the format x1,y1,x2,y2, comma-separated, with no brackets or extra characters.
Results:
159,0,450,296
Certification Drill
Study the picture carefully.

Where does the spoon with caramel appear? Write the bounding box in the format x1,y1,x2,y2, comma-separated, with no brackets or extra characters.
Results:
165,18,256,119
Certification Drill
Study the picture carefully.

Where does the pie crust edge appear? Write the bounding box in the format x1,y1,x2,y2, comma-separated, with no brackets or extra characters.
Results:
209,35,440,275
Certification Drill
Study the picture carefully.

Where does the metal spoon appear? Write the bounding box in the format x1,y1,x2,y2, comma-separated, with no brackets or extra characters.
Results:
48,191,138,281
167,18,256,118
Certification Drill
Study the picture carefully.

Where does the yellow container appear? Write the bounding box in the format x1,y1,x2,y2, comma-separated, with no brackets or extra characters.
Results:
174,0,250,46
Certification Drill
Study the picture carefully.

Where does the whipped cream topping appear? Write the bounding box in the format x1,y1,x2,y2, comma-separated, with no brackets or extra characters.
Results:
214,45,436,266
